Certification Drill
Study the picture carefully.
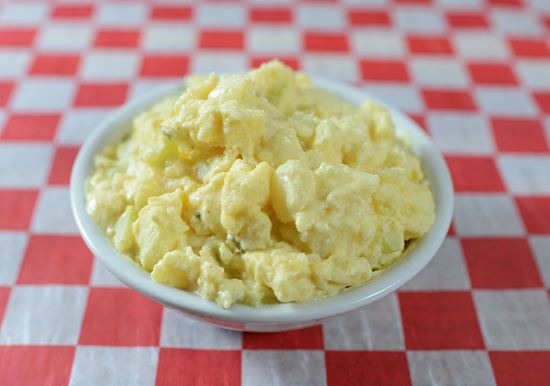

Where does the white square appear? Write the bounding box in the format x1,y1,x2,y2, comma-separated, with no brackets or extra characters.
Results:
490,10,543,37
530,237,550,287
37,24,93,51
31,187,79,234
81,51,139,81
302,55,359,82
143,25,195,52
69,347,158,386
0,50,30,77
527,0,550,11
11,79,75,112
410,58,469,88
0,232,27,285
343,0,386,4
323,293,404,350
96,3,147,26
0,143,53,187
57,109,111,145
408,351,496,386
474,290,550,349
437,0,483,8
160,308,241,349
475,87,537,117
402,237,470,290
363,84,424,113
0,285,88,344
90,260,126,287
249,0,291,4
242,351,326,386
394,7,446,33
498,155,550,194
191,53,247,74
351,30,406,57
454,194,526,237
454,32,510,60
0,3,48,25
152,0,195,3
131,81,172,101
428,113,494,154
296,5,346,30
516,60,550,90
196,4,246,27
247,27,300,55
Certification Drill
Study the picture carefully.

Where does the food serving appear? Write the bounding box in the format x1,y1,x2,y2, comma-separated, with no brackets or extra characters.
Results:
86,60,435,309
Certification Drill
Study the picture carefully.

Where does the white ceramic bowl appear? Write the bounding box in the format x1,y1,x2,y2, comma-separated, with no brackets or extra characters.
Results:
71,77,453,332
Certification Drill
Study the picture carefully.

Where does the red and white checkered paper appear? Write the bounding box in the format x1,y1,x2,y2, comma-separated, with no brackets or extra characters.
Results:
1,0,550,385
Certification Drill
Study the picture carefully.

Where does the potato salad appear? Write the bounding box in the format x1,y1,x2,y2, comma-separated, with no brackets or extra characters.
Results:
86,60,435,308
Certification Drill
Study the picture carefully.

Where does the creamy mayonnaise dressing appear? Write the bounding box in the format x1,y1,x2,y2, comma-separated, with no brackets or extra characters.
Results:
87,61,435,308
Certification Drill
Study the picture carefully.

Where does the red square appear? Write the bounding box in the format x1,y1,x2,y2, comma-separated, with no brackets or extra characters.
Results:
250,57,299,70
348,10,390,26
150,6,192,20
533,92,550,113
74,83,128,107
29,54,80,76
0,190,38,230
490,351,550,386
94,29,140,48
544,16,550,30
304,33,349,52
408,36,453,55
1,113,60,141
446,12,488,28
399,291,484,349
468,62,517,85
491,118,549,153
140,55,189,77
0,82,14,107
250,7,292,23
0,346,75,386
409,114,427,132
445,156,505,192
462,238,543,289
488,0,522,5
0,287,10,322
422,89,476,111
79,288,163,345
18,235,93,284
448,221,456,236
243,325,323,349
52,4,94,19
509,38,550,58
0,28,36,47
199,31,244,50
157,349,241,386
360,60,409,82
515,196,550,234
326,351,411,386
48,146,79,185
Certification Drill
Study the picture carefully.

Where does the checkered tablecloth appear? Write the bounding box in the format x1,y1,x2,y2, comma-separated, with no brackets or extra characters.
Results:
1,0,550,385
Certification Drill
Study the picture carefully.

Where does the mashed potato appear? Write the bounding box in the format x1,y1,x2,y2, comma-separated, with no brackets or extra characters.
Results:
87,60,435,308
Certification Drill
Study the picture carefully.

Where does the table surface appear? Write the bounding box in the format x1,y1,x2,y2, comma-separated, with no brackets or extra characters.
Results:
1,0,550,385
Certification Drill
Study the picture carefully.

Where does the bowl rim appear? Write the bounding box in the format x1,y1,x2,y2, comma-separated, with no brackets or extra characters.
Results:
71,76,454,324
